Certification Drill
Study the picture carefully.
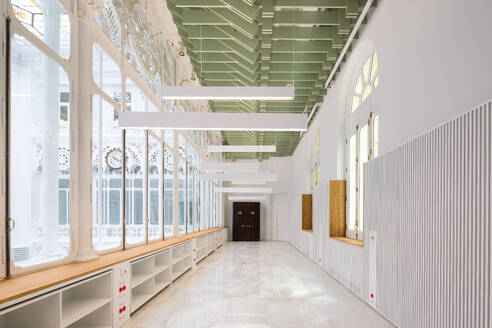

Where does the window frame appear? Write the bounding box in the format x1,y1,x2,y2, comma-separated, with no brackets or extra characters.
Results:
7,5,76,276
345,51,380,242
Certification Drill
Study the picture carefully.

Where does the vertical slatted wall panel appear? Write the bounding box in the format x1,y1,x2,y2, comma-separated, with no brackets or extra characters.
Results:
365,100,491,328
314,183,366,298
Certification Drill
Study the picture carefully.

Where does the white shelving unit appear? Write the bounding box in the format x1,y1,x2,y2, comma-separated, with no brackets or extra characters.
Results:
0,229,228,327
61,272,112,328
0,293,60,328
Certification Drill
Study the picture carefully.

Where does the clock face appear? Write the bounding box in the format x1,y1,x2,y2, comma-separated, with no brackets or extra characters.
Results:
106,149,122,170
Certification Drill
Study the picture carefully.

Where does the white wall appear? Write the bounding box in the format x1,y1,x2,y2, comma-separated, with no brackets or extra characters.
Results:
285,0,492,326
224,157,292,241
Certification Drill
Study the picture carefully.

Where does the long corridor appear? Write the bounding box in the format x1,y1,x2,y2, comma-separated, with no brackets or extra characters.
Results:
124,242,394,328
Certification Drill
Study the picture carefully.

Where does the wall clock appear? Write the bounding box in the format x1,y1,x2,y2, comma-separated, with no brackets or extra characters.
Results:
106,149,123,170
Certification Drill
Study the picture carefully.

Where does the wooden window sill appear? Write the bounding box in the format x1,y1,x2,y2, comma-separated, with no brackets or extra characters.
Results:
302,229,313,234
331,237,364,247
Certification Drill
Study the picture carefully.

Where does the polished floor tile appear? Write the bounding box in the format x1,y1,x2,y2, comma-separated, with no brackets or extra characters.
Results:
123,242,394,328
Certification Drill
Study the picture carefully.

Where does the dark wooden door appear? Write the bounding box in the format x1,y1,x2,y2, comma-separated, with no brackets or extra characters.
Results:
233,202,260,241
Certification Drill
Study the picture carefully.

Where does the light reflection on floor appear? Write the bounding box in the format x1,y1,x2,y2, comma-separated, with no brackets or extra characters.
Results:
124,241,394,328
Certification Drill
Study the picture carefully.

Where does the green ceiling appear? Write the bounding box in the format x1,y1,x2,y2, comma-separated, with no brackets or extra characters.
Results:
166,0,376,160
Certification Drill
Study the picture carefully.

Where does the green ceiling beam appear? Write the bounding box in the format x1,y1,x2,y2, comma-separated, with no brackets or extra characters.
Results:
272,26,336,40
219,0,260,23
182,9,259,39
187,26,260,51
270,53,325,63
273,0,347,9
272,11,338,26
175,0,225,7
269,63,324,73
271,40,333,53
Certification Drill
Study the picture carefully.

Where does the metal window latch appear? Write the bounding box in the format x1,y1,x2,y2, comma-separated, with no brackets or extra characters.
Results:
8,218,15,231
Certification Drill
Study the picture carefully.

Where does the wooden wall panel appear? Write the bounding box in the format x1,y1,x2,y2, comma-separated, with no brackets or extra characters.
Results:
329,180,346,237
302,194,313,231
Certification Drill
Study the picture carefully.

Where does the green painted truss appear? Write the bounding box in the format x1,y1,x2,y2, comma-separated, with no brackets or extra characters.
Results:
166,0,377,160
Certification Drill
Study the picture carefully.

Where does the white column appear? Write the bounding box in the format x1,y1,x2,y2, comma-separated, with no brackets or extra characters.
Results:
74,7,97,261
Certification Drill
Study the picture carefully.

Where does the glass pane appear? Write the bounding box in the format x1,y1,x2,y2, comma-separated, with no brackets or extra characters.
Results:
359,124,369,234
164,147,174,237
187,165,194,233
126,78,158,112
194,170,200,232
125,129,145,245
351,95,360,113
92,95,122,251
178,134,186,158
373,115,379,158
371,53,378,82
148,133,162,241
178,160,186,234
354,75,363,95
348,134,357,231
361,85,373,103
93,44,121,98
10,35,70,267
362,55,371,85
165,130,174,147
11,0,71,59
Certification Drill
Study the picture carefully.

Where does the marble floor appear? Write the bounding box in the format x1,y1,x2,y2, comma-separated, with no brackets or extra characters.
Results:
124,242,394,328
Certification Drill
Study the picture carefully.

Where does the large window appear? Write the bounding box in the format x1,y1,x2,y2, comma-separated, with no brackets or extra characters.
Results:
9,34,71,267
178,160,186,234
164,147,174,237
125,129,146,245
187,164,194,233
5,0,222,279
148,132,163,241
91,43,123,252
346,52,380,241
92,95,122,251
193,169,200,232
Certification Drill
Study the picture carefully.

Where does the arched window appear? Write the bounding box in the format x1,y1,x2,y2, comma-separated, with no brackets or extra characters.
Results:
350,53,379,112
346,52,380,242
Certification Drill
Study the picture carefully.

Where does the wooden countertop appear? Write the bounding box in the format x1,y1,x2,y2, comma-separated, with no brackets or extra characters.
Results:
0,228,226,306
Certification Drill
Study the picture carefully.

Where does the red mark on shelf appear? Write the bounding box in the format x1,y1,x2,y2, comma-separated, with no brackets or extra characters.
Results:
123,285,126,290
370,293,374,298
119,287,123,293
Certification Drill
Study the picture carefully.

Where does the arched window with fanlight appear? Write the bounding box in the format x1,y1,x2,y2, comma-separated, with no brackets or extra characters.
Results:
350,53,379,113
346,52,380,241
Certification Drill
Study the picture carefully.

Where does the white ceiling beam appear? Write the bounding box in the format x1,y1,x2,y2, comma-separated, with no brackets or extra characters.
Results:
199,172,278,182
201,161,260,172
216,187,272,194
160,86,294,100
228,196,266,201
118,112,307,131
207,145,277,153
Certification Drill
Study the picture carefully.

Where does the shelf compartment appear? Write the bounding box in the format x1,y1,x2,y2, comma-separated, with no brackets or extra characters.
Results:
131,276,154,313
0,293,60,328
155,267,172,292
131,256,154,289
61,272,112,328
155,249,172,274
66,301,112,328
